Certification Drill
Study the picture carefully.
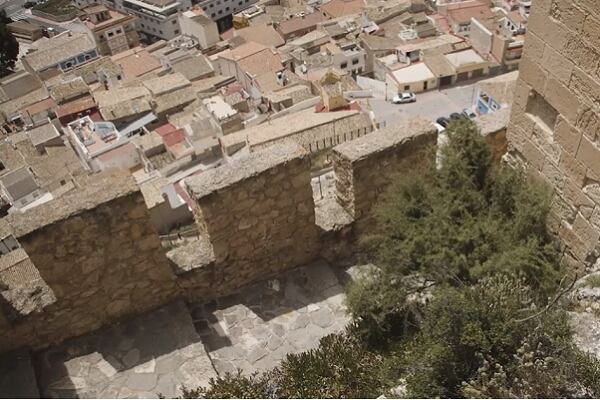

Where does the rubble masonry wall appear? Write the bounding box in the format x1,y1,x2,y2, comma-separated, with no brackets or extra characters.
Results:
0,173,180,352
0,120,441,352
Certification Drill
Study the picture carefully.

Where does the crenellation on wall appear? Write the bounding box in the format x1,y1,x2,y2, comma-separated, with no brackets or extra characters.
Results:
5,171,141,238
0,171,181,352
505,0,600,269
332,117,437,222
185,143,320,293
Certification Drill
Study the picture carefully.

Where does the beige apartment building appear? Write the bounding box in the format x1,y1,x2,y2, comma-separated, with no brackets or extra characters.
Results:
82,5,140,56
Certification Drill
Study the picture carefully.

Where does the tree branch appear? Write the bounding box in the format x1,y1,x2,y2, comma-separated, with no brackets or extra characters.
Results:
513,273,577,323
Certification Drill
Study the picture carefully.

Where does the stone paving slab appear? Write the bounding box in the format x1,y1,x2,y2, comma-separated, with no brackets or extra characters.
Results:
188,260,351,376
35,301,217,399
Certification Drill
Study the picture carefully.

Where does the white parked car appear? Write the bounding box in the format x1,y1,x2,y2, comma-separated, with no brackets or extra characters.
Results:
392,92,417,104
462,108,477,119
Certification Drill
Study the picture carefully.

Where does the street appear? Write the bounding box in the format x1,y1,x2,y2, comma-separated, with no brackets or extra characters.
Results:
363,81,479,127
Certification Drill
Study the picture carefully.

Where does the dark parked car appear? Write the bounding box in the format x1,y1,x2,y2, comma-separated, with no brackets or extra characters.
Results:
436,117,450,128
449,112,463,121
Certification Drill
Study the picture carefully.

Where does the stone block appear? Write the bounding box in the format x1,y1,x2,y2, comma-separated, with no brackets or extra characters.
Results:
559,221,590,261
560,151,587,186
527,9,570,51
541,44,574,84
517,56,548,94
511,80,533,114
544,77,580,123
583,181,600,205
583,14,600,47
532,125,561,165
563,35,600,78
576,107,600,141
550,0,586,31
573,213,600,250
554,117,582,155
576,136,600,177
521,139,545,171
569,68,600,109
522,31,545,61
542,159,565,191
550,193,577,224
565,178,595,212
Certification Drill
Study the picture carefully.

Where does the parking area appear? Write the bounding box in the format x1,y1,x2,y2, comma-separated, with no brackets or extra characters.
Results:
366,83,478,127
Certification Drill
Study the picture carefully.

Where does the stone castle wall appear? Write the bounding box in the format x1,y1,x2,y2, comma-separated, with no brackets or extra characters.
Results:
183,143,320,295
0,173,181,352
332,118,437,225
504,0,600,269
0,119,438,353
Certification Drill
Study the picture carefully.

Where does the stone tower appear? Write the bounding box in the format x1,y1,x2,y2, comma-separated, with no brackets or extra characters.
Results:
504,0,600,269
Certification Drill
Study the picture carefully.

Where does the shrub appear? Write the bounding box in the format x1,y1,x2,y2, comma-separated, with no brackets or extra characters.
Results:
349,120,562,344
182,334,384,399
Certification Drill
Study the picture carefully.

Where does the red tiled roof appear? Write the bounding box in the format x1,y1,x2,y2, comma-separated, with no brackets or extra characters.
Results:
276,12,327,36
89,111,103,121
446,1,493,24
222,82,244,95
162,128,186,147
319,0,363,19
155,123,177,137
20,97,56,116
55,96,96,118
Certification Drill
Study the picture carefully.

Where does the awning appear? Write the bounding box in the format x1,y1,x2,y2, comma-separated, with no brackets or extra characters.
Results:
119,113,157,137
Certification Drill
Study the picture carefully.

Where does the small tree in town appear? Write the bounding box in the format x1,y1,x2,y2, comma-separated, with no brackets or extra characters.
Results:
0,10,18,77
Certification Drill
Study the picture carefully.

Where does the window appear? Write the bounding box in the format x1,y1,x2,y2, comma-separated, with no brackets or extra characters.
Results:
225,6,229,10
404,85,409,90
352,58,359,65
117,74,122,80
202,6,207,10
211,12,215,16
159,30,163,34
526,90,558,132
141,23,145,27
340,62,347,69
0,161,5,171
210,4,213,7
60,179,67,185
0,235,19,255
108,31,114,37
218,9,222,13
174,29,179,34
116,29,122,34
238,1,241,4
172,19,177,24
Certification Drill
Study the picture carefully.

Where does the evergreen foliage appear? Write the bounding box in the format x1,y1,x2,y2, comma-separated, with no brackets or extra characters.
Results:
181,334,382,399
0,10,18,78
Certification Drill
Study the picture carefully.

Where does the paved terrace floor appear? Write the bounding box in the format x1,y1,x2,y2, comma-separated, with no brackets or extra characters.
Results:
35,260,352,398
